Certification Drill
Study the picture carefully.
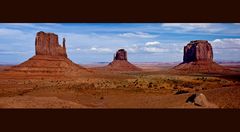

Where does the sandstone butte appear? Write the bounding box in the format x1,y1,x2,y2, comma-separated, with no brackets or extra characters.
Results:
6,31,87,76
173,40,227,73
106,49,141,71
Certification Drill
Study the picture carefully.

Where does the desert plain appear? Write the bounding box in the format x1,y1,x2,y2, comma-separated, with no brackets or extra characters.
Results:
0,62,239,108
0,32,239,109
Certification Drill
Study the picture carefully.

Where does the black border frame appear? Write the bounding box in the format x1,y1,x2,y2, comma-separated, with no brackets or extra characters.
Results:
1,0,240,131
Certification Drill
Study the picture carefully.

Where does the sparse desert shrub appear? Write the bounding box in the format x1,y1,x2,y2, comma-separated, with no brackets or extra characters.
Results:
171,79,180,84
195,77,207,81
175,89,189,95
203,77,207,81
207,78,221,82
182,83,195,88
148,82,153,88
69,83,95,91
222,84,230,87
173,85,178,89
133,80,138,86
159,86,165,89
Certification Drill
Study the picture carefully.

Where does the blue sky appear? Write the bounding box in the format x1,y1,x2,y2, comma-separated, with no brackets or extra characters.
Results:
0,23,240,64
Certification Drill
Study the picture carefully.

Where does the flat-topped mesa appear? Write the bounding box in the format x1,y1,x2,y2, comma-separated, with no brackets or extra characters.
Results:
183,40,213,63
35,31,67,57
113,49,127,60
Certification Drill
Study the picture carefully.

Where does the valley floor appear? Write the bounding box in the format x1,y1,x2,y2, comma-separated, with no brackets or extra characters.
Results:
0,64,239,108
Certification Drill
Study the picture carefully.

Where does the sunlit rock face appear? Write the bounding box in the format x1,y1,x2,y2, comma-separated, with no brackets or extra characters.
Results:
183,40,213,63
106,49,141,71
113,49,127,61
173,40,227,73
6,31,87,76
35,31,67,57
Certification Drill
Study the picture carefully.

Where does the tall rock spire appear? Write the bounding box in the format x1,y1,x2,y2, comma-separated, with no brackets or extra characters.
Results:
63,37,66,49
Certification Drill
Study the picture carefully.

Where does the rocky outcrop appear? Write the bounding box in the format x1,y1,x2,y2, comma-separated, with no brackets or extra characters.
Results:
173,40,227,73
183,40,213,63
114,49,127,60
106,49,141,71
7,31,87,76
186,93,218,108
35,31,67,57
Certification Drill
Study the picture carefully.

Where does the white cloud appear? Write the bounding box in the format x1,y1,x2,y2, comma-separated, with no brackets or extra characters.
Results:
142,41,168,53
210,38,240,49
208,39,240,61
0,28,35,56
126,47,138,52
162,23,210,27
0,28,24,36
143,47,168,53
90,47,113,53
161,23,222,33
122,44,140,53
118,32,158,38
145,41,160,46
58,32,133,49
209,38,240,61
0,51,33,55
1,23,36,28
0,28,35,41
1,23,61,30
41,23,62,26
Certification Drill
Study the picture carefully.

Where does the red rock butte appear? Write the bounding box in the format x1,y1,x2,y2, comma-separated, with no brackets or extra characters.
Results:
173,40,227,73
183,40,213,63
35,31,67,57
114,49,128,60
106,49,141,71
6,31,87,77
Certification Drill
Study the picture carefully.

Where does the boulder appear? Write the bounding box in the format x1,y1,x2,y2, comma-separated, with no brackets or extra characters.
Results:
194,93,209,106
186,93,218,108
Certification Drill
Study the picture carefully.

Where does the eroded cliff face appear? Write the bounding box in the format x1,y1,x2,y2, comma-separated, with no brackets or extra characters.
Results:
35,31,67,57
183,40,213,63
173,40,227,73
114,49,127,60
6,31,88,76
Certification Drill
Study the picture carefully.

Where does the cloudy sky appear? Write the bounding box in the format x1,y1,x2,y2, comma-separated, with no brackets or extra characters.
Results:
0,23,240,64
